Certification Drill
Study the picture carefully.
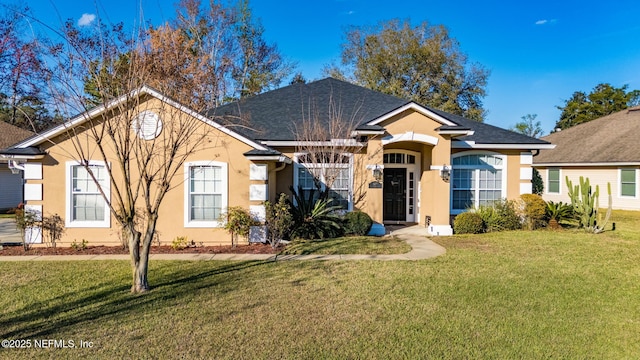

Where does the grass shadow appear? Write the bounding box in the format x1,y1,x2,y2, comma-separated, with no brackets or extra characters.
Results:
0,260,270,339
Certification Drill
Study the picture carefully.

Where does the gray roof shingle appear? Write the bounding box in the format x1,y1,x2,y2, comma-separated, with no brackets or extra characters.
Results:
534,106,640,164
207,77,549,147
207,78,409,141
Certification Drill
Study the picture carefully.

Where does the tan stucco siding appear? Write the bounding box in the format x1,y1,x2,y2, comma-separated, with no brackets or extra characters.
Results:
379,109,443,139
29,97,259,246
537,166,640,210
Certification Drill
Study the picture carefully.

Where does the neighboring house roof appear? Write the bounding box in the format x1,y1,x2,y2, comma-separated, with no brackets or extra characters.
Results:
208,77,551,149
0,122,33,149
534,106,640,165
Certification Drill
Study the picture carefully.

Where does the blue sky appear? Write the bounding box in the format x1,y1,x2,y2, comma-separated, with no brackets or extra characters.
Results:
25,0,640,135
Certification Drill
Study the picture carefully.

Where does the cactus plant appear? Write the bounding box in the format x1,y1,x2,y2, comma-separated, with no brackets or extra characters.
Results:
565,176,612,233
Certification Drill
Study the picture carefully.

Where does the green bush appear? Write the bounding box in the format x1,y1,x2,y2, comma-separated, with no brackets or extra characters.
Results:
265,193,293,249
290,186,343,240
520,194,547,230
454,212,484,234
221,207,258,247
344,211,373,236
475,199,521,232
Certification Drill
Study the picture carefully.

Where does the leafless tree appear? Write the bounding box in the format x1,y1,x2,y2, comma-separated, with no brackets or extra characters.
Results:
43,19,221,293
293,94,378,209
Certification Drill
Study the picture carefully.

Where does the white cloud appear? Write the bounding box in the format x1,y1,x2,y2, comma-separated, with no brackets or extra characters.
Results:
78,13,96,27
535,19,558,26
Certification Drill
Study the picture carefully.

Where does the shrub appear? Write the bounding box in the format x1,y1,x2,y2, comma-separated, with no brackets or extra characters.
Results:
290,186,343,240
14,206,40,251
344,211,373,236
475,199,521,232
265,193,293,249
546,201,573,229
41,214,65,249
520,194,547,230
171,236,189,250
221,206,259,247
454,212,484,234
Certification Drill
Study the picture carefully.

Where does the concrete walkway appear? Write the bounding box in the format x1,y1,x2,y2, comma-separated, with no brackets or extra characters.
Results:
0,217,21,244
0,225,446,262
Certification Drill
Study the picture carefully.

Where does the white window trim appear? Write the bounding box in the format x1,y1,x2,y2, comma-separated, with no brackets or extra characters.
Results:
618,168,638,199
450,151,507,214
65,160,111,228
293,152,353,211
546,168,562,195
184,161,228,228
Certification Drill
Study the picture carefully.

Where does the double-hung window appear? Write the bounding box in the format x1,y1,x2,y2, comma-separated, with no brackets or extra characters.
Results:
294,153,352,210
451,153,505,213
184,161,227,227
66,161,110,228
620,168,637,197
547,168,560,194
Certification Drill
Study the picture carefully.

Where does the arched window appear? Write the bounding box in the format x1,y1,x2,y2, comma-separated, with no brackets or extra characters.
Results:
451,153,506,212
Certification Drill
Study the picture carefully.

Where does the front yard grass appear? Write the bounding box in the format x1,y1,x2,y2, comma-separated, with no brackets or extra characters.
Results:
281,235,412,255
1,210,639,359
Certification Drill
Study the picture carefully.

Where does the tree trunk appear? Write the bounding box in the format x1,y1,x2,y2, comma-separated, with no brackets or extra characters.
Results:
127,214,158,294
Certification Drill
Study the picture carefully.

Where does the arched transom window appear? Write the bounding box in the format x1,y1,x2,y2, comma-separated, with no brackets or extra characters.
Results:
451,153,506,212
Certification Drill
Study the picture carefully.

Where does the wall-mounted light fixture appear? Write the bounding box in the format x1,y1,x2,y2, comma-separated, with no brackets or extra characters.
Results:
440,165,451,182
367,164,384,182
373,165,383,182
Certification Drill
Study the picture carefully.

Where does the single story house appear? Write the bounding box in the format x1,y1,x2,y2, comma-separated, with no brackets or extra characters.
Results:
533,106,640,210
0,121,34,212
0,78,552,246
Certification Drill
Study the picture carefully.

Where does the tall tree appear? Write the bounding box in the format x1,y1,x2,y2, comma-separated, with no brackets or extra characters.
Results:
555,83,639,130
511,114,543,138
327,19,489,121
48,17,222,294
0,5,54,131
231,0,293,99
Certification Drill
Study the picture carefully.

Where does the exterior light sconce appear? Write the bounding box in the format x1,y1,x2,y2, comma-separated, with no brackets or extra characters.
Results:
373,165,383,182
440,165,451,182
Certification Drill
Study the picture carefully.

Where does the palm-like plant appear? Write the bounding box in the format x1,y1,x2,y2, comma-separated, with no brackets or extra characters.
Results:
546,201,573,229
289,186,344,240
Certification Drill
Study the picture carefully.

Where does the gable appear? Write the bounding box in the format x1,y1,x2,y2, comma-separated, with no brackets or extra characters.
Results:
9,86,267,153
377,108,449,142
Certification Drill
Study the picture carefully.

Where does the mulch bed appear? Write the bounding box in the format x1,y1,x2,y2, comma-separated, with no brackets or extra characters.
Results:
0,243,283,256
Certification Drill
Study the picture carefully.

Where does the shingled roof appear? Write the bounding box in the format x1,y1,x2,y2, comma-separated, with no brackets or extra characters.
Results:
534,106,640,164
206,77,550,147
206,77,408,141
0,122,34,149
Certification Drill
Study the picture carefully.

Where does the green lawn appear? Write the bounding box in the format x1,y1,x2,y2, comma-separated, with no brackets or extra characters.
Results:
1,211,639,358
281,235,412,255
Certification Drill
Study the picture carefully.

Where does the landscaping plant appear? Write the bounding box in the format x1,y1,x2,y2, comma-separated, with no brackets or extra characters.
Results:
545,201,573,229
289,186,343,240
566,176,612,233
453,211,484,234
222,207,258,248
14,206,40,251
519,194,547,230
264,193,293,249
343,211,373,236
473,199,521,232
